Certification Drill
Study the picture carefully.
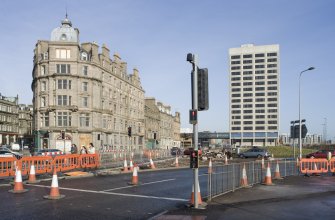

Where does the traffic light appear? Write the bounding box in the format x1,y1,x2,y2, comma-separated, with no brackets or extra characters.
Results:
61,131,65,139
294,125,299,139
197,68,209,111
290,125,295,139
128,127,132,137
189,109,198,124
190,150,199,168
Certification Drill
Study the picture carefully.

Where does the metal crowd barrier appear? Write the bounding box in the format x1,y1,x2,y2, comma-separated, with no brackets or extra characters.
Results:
300,158,330,175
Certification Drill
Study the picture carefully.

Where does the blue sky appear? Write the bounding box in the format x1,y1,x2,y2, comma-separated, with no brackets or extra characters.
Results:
0,0,334,140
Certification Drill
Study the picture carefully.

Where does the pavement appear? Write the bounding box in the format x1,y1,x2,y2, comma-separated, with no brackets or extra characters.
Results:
154,174,335,220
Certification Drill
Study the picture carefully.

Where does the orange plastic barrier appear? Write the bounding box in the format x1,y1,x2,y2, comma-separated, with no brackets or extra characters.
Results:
0,157,16,177
52,154,80,172
329,158,335,173
300,158,329,174
20,156,53,175
80,154,99,168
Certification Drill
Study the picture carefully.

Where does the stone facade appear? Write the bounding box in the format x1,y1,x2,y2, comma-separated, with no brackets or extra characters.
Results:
18,104,33,146
32,16,145,152
144,98,180,149
0,93,19,146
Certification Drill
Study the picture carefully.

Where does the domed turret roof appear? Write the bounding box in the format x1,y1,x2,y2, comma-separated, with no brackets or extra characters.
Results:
51,14,79,43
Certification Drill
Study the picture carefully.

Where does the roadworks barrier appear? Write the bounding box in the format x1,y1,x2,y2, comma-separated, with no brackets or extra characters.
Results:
300,158,329,175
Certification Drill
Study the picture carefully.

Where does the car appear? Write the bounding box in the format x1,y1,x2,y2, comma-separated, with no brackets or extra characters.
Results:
10,143,20,151
34,149,64,156
239,147,270,159
170,147,181,156
0,147,23,159
306,150,335,159
183,148,202,156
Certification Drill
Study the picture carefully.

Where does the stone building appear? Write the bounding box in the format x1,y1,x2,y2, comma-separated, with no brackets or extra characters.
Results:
144,98,180,149
31,16,145,152
18,104,33,146
0,93,19,146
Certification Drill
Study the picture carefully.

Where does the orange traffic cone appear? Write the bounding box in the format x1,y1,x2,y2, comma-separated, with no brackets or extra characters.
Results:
8,166,28,193
129,159,134,172
122,159,129,172
149,154,156,169
208,158,213,174
312,162,320,176
27,164,40,184
240,163,249,187
190,182,202,206
44,169,65,199
273,160,283,180
128,166,139,185
175,155,179,167
262,162,274,185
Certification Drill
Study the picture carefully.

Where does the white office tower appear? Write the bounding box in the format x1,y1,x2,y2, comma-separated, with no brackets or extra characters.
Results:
229,44,280,147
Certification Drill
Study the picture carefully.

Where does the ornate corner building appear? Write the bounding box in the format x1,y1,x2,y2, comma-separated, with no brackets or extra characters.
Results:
32,16,145,152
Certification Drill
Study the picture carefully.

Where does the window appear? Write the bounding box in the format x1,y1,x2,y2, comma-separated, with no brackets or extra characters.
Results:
268,69,277,73
255,53,265,57
231,83,241,86
232,94,241,97
232,99,241,103
232,115,241,119
243,76,252,80
256,98,265,102
231,77,241,81
243,65,252,69
56,49,71,59
243,60,252,64
232,121,241,125
244,126,253,130
243,88,252,91
267,64,277,68
255,104,265,108
81,52,88,61
41,65,46,76
268,86,277,90
58,79,71,89
232,88,241,92
255,126,265,130
243,115,253,119
243,54,252,58
243,110,253,113
256,121,265,124
243,104,252,108
268,58,277,62
57,95,70,106
80,113,90,127
57,112,71,126
267,52,277,57
243,93,252,97
232,110,241,114
255,81,265,85
255,76,265,80
82,97,88,107
268,109,277,113
82,82,88,92
243,82,253,86
82,66,88,75
232,105,241,108
255,70,264,74
268,75,277,79
268,115,277,118
41,97,46,107
255,65,264,68
231,55,240,59
268,81,277,85
255,109,265,113
244,121,252,124
231,71,240,76
255,87,265,91
41,113,49,127
268,92,277,96
268,103,277,107
231,66,240,70
255,93,265,96
231,127,241,130
243,71,252,75
268,126,277,130
255,59,264,63
243,98,252,102
256,115,265,119
231,60,240,64
56,64,71,74
41,81,46,91
268,120,277,124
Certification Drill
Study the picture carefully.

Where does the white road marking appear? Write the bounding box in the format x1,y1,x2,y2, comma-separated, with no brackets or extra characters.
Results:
103,178,176,192
28,184,188,202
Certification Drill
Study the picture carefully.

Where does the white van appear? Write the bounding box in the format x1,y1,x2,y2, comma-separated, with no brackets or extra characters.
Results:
11,143,20,151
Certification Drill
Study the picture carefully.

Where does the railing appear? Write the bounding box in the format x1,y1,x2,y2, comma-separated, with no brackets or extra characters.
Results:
205,159,299,201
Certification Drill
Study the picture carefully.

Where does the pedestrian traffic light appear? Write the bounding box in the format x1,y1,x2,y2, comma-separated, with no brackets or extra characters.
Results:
197,68,209,111
189,109,198,124
128,127,132,137
61,131,65,139
190,150,199,168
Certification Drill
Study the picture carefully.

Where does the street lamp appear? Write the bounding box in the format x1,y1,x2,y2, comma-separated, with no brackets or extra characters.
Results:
299,67,315,159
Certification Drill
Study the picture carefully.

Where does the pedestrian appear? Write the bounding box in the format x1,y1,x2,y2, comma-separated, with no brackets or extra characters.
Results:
88,143,95,154
71,144,78,154
80,145,88,154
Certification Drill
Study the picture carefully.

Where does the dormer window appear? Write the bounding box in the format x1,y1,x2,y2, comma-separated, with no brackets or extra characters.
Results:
81,52,88,61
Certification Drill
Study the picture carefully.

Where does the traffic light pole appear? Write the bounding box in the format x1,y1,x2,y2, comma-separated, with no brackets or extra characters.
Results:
191,54,199,209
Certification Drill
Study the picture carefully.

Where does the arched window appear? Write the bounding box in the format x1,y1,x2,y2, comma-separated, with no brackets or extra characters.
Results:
81,51,88,61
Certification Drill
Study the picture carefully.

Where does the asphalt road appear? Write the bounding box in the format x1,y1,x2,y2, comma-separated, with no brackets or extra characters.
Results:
0,167,209,220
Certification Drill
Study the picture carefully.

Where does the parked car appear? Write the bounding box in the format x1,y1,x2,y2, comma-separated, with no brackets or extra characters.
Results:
34,149,64,156
183,148,202,156
239,147,270,159
170,147,181,156
306,150,335,159
0,147,23,159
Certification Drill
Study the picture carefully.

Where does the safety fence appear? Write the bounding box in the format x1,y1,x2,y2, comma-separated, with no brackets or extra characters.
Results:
0,154,99,177
300,158,335,174
98,149,172,169
205,159,299,201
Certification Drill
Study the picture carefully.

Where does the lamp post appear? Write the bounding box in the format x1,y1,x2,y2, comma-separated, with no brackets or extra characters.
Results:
299,67,315,159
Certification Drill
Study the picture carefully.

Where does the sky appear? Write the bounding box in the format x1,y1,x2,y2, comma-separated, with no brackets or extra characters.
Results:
0,0,334,140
